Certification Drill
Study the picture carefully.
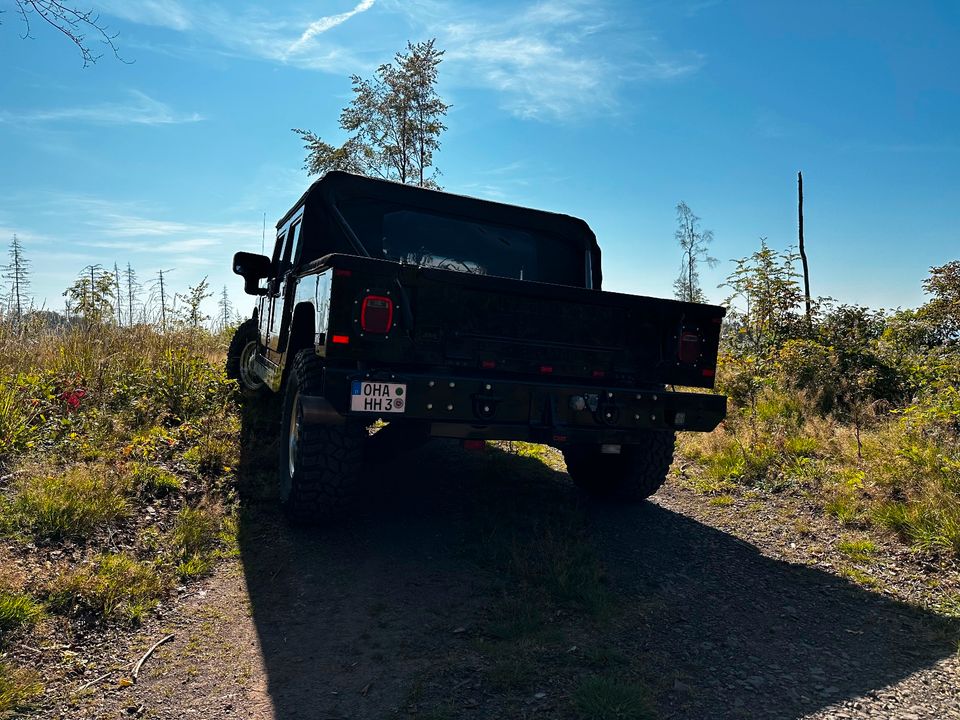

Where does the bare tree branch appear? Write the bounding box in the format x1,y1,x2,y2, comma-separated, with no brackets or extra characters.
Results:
7,1,127,67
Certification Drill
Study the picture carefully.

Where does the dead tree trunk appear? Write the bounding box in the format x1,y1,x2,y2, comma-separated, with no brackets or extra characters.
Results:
798,171,811,327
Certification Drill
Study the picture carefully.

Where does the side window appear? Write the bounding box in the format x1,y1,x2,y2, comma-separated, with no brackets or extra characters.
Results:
285,222,302,269
271,229,288,273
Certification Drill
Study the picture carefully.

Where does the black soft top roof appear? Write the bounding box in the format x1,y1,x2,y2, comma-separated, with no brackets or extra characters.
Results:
279,171,603,289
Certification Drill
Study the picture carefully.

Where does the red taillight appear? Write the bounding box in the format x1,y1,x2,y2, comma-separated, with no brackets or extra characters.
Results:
361,295,394,333
678,331,700,365
331,334,350,345
539,365,553,374
702,368,715,378
334,268,352,277
463,439,486,451
481,360,497,369
591,370,605,378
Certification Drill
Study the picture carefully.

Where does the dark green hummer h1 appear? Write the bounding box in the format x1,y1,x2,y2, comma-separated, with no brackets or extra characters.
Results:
228,172,726,522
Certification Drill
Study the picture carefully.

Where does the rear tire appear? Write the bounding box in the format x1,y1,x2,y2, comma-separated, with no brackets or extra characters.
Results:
278,349,364,524
226,318,265,394
562,431,676,502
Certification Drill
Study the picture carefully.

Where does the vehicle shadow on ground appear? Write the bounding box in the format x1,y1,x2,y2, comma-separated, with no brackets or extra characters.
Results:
235,409,957,720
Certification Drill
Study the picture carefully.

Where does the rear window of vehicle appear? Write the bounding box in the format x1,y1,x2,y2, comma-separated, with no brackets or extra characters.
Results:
337,198,585,286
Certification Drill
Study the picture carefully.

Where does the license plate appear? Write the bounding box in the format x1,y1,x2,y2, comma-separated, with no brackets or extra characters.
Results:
350,381,407,413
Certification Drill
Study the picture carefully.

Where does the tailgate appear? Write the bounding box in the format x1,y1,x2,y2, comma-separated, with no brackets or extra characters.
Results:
408,267,724,388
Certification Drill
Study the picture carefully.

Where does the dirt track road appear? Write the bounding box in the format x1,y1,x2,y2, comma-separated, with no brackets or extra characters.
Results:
52,441,959,720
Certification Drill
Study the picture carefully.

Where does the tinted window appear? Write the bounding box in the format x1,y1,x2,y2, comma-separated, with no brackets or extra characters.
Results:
286,222,302,267
337,199,584,286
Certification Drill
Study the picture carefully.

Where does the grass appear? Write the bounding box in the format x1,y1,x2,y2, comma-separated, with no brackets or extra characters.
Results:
468,450,611,617
582,647,629,669
837,537,878,562
573,676,655,720
708,494,735,507
935,593,960,619
129,462,182,496
0,662,42,715
485,597,546,641
836,566,879,589
486,655,536,691
48,553,167,623
10,464,129,540
0,320,242,701
0,591,44,636
823,493,861,527
170,503,237,580
678,366,960,563
872,498,960,555
0,379,40,463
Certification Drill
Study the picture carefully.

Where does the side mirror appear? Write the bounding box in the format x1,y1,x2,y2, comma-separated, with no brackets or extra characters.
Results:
233,252,272,296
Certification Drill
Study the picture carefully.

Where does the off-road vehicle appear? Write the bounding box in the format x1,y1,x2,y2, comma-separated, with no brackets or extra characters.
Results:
228,172,726,522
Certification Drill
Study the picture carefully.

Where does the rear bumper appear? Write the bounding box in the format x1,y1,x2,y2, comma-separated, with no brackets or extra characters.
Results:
304,367,726,444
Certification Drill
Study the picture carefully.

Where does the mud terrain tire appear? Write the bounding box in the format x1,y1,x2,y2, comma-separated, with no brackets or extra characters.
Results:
279,349,364,524
226,318,265,394
562,431,676,502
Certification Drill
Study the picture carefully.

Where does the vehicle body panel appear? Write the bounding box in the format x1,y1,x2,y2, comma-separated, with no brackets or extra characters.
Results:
237,172,727,439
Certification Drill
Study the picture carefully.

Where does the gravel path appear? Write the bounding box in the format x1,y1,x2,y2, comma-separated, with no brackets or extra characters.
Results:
45,442,959,719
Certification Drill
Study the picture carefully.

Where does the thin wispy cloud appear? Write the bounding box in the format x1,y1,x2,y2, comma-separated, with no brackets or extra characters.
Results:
396,0,703,121
0,91,203,127
287,0,376,55
95,0,194,31
24,194,261,258
100,2,377,73
93,1,700,121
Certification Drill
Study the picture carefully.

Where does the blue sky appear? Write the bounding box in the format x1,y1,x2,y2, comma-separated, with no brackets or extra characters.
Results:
1,0,958,321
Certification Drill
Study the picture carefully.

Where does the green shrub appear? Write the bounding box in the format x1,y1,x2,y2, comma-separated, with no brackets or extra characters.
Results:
873,499,960,555
775,339,839,411
11,465,129,539
48,553,166,623
153,350,234,424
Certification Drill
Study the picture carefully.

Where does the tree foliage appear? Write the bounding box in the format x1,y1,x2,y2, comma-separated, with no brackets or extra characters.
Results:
64,264,115,324
721,239,803,357
673,201,716,303
293,39,449,188
2,234,31,322
176,276,212,329
919,260,960,344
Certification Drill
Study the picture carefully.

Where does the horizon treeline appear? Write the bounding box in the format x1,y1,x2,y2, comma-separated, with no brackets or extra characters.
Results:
1,235,239,332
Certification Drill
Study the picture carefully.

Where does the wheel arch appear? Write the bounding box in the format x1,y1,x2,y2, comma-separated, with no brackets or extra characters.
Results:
280,301,318,385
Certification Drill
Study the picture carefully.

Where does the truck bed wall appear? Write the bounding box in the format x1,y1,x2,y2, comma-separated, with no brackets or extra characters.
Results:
309,254,725,390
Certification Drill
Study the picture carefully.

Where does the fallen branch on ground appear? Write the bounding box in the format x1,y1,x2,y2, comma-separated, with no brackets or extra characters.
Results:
132,634,175,682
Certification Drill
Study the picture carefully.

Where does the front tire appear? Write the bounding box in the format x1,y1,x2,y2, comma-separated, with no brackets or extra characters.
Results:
226,318,265,393
278,349,364,524
562,431,676,502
